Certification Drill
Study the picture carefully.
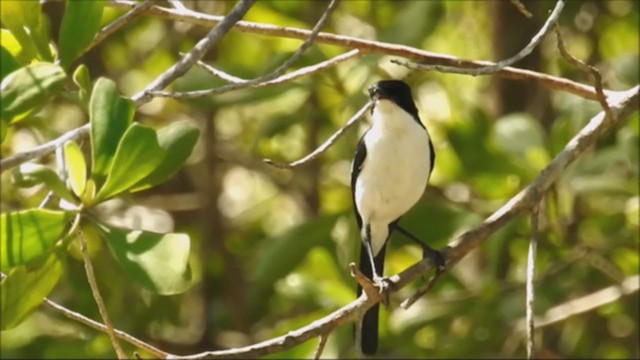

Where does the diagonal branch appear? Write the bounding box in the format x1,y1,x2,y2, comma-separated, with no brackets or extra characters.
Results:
165,86,638,359
148,0,340,99
393,0,565,75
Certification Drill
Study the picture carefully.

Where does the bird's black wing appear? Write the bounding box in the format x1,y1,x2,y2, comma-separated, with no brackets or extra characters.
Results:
428,136,436,176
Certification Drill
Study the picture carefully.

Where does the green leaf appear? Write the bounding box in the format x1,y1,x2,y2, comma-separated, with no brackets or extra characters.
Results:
89,78,134,185
0,45,20,80
63,141,87,198
11,163,75,202
99,224,192,295
252,215,339,286
0,29,28,66
72,64,92,90
95,124,166,201
0,0,52,62
1,253,62,330
58,0,105,68
1,209,71,271
0,63,66,124
130,121,200,192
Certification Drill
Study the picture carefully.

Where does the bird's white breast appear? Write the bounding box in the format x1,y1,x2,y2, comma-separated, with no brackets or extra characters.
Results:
354,100,431,255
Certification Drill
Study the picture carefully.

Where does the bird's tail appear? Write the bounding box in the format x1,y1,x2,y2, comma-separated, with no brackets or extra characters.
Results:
356,243,386,356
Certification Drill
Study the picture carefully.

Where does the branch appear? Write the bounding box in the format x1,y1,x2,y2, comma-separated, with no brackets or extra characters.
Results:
42,298,168,358
131,0,257,105
195,48,360,87
526,204,540,360
166,87,638,359
533,275,639,328
109,0,602,100
148,0,339,99
392,0,564,75
263,101,374,168
79,230,126,359
554,24,613,120
82,0,158,60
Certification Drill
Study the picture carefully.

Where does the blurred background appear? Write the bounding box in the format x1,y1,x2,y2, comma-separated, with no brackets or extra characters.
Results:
1,0,638,358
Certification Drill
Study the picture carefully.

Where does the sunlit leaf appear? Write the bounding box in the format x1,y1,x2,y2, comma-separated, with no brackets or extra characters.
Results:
58,0,105,68
89,78,134,185
99,223,192,295
0,253,62,330
130,121,199,192
63,141,87,199
1,210,71,270
0,63,66,124
95,124,166,201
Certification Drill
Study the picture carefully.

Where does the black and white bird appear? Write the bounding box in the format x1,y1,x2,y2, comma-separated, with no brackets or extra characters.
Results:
351,80,443,355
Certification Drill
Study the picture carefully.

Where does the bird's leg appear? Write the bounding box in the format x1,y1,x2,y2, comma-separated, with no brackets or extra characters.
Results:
363,225,391,306
392,225,445,273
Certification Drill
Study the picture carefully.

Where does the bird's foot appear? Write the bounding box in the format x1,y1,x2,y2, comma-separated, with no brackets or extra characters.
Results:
372,275,394,307
422,245,446,274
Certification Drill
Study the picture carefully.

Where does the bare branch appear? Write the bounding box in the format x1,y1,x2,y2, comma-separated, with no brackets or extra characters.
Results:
109,0,602,101
149,0,340,99
82,0,157,60
42,298,168,358
166,87,639,359
554,24,613,121
313,333,330,360
264,101,373,168
510,0,533,18
197,49,360,88
132,0,256,105
79,230,126,359
526,204,540,360
534,275,639,328
392,0,564,76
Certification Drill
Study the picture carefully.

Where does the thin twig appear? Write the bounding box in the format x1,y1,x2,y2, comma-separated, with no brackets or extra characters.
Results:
132,0,257,105
196,48,360,87
510,0,533,18
400,268,445,310
82,0,157,60
149,0,340,99
392,0,565,76
264,101,373,168
554,24,613,121
42,298,168,358
79,230,126,359
313,333,330,360
164,86,638,359
526,204,540,360
109,0,603,101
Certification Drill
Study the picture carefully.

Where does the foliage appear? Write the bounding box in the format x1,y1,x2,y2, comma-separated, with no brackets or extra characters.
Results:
1,0,638,359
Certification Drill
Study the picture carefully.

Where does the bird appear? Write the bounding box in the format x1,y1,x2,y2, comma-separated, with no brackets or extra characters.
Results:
350,79,443,355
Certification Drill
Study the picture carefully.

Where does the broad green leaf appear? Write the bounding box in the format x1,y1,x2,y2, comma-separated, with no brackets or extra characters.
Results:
58,0,105,68
252,215,339,286
89,78,134,185
1,209,71,270
95,124,166,201
1,253,62,330
99,224,192,295
130,121,200,192
63,141,87,198
0,29,27,65
0,63,66,124
0,46,20,80
0,0,52,62
11,163,75,202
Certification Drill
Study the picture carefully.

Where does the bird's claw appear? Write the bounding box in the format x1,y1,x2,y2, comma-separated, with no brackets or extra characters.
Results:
372,275,393,307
